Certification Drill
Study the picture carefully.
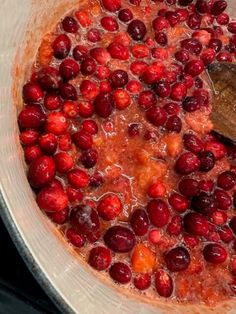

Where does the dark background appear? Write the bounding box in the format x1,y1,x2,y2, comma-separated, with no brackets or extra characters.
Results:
0,216,60,314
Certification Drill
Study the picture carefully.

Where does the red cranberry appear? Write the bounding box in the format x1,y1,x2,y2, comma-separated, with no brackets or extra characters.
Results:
90,48,110,65
45,112,68,135
217,171,236,190
127,19,147,41
18,105,46,130
97,194,122,221
101,16,118,32
175,50,190,63
152,17,169,32
66,228,85,247
66,187,83,203
67,169,89,189
219,226,234,243
44,93,62,110
109,262,131,284
168,193,188,213
165,247,190,272
59,58,79,81
170,82,187,101
196,0,210,14
60,83,78,100
22,82,44,104
80,80,99,101
216,51,233,62
164,102,180,115
146,107,167,127
70,205,100,242
154,81,171,98
179,178,199,197
155,32,168,46
28,155,55,188
165,115,182,133
48,206,69,225
181,38,202,55
20,130,39,146
210,0,227,16
217,13,229,25
118,8,133,22
182,96,200,112
58,134,72,151
52,34,71,59
89,172,104,188
165,11,180,27
73,45,88,61
175,152,200,175
80,57,96,76
36,185,68,212
228,22,236,34
208,38,222,53
191,192,217,215
108,42,129,60
147,199,170,228
54,152,74,173
155,270,173,298
203,243,227,264
187,13,202,30
185,60,204,77
138,90,156,110
184,212,210,236
199,150,215,172
88,246,112,271
176,8,189,21
183,133,204,154
109,69,128,88
204,140,226,159
104,225,135,253
101,0,121,12
167,215,182,235
130,209,149,236
128,123,140,137
94,92,114,118
62,16,79,33
87,28,101,42
201,48,216,65
214,189,232,210
134,273,151,290
80,148,98,168
72,130,93,150
199,179,214,193
141,62,165,84
39,133,57,155
24,145,42,164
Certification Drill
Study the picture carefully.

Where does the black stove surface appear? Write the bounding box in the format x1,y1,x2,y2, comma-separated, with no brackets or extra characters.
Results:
0,216,60,314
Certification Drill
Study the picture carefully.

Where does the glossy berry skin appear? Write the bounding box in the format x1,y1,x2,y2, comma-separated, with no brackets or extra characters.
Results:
104,226,135,253
28,156,56,188
109,262,132,284
130,209,149,236
88,246,112,271
164,246,190,272
203,243,227,264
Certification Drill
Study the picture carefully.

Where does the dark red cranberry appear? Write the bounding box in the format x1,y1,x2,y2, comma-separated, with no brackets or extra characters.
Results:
167,215,182,235
214,189,232,210
44,93,62,110
28,155,55,188
175,152,200,175
199,151,215,172
179,178,199,197
217,171,236,190
165,115,182,133
147,199,170,228
196,0,210,14
168,193,188,213
59,59,80,80
38,67,62,91
89,172,104,188
118,9,133,23
128,123,140,137
210,0,227,16
175,50,190,63
165,247,190,272
109,69,128,88
87,28,101,42
70,205,100,243
155,270,173,298
39,133,57,155
155,32,168,46
52,34,71,59
195,77,203,88
176,8,189,21
184,212,210,236
185,60,204,77
203,243,227,264
208,38,222,53
228,22,236,34
146,107,167,127
134,273,151,290
182,96,200,112
72,130,93,150
22,82,44,104
130,209,149,236
104,226,135,253
94,92,114,118
219,226,234,243
193,88,209,106
183,133,204,154
230,217,236,234
154,81,171,98
191,192,217,215
181,38,202,55
73,45,88,61
127,19,147,41
62,16,79,33
81,57,97,76
18,105,46,130
178,0,193,6
59,83,78,100
88,246,112,271
165,11,180,27
109,262,131,284
80,148,98,168
187,13,202,30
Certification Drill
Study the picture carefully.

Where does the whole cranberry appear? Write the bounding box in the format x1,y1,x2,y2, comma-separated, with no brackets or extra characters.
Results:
170,82,187,101
165,246,190,272
134,273,151,290
66,187,83,203
165,11,180,27
168,193,188,213
154,81,171,98
36,186,68,212
181,38,202,55
141,62,165,84
203,243,227,264
187,13,202,30
24,145,42,164
217,171,236,190
104,226,135,253
155,270,173,298
138,90,157,110
219,226,234,243
199,151,215,172
185,60,204,77
94,92,114,118
118,9,133,23
22,82,44,104
89,172,104,188
67,169,89,189
44,93,62,110
80,148,98,168
164,102,180,115
127,19,147,41
87,28,101,42
130,209,149,236
175,50,190,63
201,48,216,65
191,192,217,215
210,0,227,16
20,129,39,146
146,107,167,127
101,16,119,32
54,152,74,173
39,133,57,155
59,83,78,100
52,34,71,59
208,38,222,53
73,45,88,61
183,133,204,154
167,215,182,235
152,17,169,32
48,206,69,225
165,115,182,133
175,152,200,175
214,189,232,210
72,130,93,150
178,178,199,197
90,48,110,65
66,228,85,247
70,205,100,242
59,58,80,81
88,246,112,271
217,13,229,25
109,262,131,284
182,96,200,112
38,66,62,91
97,194,122,221
62,16,79,33
147,199,170,228
45,112,68,135
109,70,128,88
28,155,56,188
155,32,168,46
101,0,121,12
18,105,46,130
108,42,129,60
196,0,210,14
228,22,236,34
184,212,210,236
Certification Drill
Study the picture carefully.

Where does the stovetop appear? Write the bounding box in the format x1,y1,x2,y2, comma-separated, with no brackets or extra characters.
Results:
0,216,60,314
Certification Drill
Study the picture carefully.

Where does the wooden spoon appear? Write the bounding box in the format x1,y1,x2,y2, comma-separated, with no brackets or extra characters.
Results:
207,62,236,143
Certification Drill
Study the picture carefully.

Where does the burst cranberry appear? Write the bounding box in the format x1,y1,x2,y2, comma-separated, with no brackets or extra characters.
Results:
59,83,78,100
211,0,227,16
178,178,199,197
130,209,149,236
169,193,188,213
52,34,71,59
118,8,133,22
203,243,227,264
146,107,167,127
191,192,217,215
175,152,200,175
88,246,112,271
101,16,118,32
101,0,121,12
155,270,173,298
108,42,129,60
58,134,71,151
20,130,39,146
127,19,147,41
183,133,204,154
104,226,135,253
181,39,202,55
147,199,170,228
94,91,114,118
97,194,122,221
175,50,190,63
208,38,222,53
36,186,68,212
109,70,128,88
171,83,187,101
109,262,131,284
199,151,215,172
70,205,100,242
44,93,62,110
66,228,85,247
219,226,234,243
184,212,210,236
154,81,171,98
62,16,79,33
138,90,156,110
165,115,182,133
217,171,236,190
187,13,202,30
28,156,55,188
67,169,89,189
22,82,44,104
167,215,182,235
134,273,151,290
18,105,46,130
73,45,88,61
214,189,232,210
87,28,101,42
185,60,204,77
165,247,190,272
54,152,74,173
